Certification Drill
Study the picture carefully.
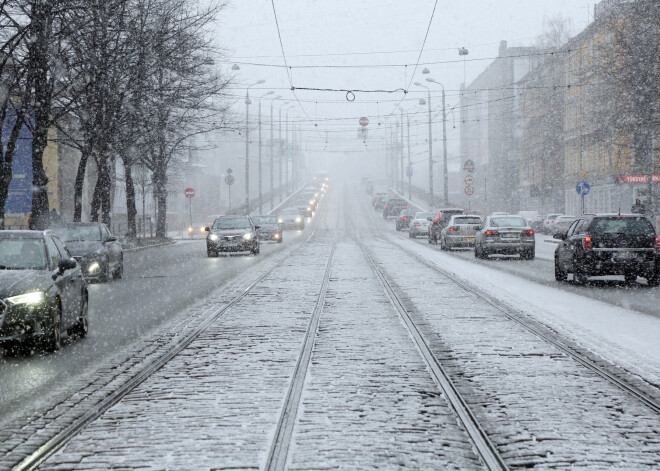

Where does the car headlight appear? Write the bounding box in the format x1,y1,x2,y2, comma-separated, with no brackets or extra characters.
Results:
209,234,219,241
88,261,101,273
307,207,311,212
278,218,284,223
243,233,253,241
295,217,302,223
7,291,45,305
274,233,280,238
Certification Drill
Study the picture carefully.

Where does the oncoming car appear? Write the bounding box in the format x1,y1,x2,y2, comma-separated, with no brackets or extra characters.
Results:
278,208,305,230
205,216,260,257
0,231,88,354
252,215,283,243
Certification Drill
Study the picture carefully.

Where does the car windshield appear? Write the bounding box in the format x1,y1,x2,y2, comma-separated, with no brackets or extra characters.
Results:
591,218,655,236
454,217,482,225
51,225,101,242
280,209,299,216
491,217,527,227
0,238,47,270
252,216,278,225
212,218,250,229
415,212,434,220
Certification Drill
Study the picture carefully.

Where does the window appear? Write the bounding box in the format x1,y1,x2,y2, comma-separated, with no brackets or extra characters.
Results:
46,237,62,268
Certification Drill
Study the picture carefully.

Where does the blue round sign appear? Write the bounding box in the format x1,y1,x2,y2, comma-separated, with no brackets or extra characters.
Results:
576,181,590,196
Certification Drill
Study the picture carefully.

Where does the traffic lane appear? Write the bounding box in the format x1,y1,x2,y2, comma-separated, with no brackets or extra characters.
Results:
376,208,660,318
0,228,309,415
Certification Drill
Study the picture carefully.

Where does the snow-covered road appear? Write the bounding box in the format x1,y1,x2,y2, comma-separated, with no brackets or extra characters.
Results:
1,185,659,470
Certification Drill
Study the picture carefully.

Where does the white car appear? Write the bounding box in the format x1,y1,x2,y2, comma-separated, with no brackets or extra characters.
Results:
408,212,435,238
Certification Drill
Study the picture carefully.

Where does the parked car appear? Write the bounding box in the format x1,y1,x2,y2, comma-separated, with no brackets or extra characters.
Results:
50,222,123,282
251,215,283,243
440,215,483,250
429,208,464,244
0,231,88,353
205,216,260,256
474,215,535,259
383,198,408,218
554,214,659,286
395,208,416,231
277,208,305,230
542,213,562,234
551,215,577,234
409,212,435,238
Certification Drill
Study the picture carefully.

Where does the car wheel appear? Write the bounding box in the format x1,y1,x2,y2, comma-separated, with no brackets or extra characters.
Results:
1,340,23,357
647,272,659,287
114,256,124,279
624,273,637,285
70,296,89,339
522,248,535,260
440,237,447,250
44,301,62,352
100,258,111,283
277,237,283,244
554,258,567,282
574,269,589,285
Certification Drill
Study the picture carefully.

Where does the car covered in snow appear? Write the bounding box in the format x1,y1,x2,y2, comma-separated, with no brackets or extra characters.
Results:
474,215,535,259
408,212,435,238
440,215,483,250
251,215,283,243
277,208,305,230
554,214,659,286
205,216,260,256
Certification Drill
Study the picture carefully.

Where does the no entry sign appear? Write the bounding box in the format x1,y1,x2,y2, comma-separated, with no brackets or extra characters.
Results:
359,117,369,126
184,188,195,198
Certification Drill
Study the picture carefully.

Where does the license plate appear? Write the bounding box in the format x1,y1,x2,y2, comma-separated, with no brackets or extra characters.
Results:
463,237,475,242
613,251,636,260
501,233,518,239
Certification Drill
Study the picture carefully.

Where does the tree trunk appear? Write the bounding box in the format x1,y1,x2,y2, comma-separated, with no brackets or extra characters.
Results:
90,171,102,222
73,146,91,221
124,160,137,240
0,108,26,229
152,165,167,238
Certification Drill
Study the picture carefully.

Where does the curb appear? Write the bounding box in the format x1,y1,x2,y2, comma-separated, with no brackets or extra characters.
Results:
123,240,177,252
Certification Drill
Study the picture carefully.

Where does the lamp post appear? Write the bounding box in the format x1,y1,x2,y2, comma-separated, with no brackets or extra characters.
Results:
285,105,295,195
258,91,274,214
245,80,265,214
415,82,434,205
270,95,281,210
426,77,449,205
277,102,290,202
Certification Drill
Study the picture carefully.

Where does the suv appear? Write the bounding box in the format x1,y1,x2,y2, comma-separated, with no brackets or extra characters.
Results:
428,208,464,244
554,214,659,286
205,216,260,256
382,198,408,218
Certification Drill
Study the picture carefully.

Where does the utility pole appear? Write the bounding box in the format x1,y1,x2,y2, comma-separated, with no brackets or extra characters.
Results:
279,107,283,202
258,98,262,214
407,114,411,200
442,87,448,205
245,90,250,214
400,108,404,193
270,100,274,210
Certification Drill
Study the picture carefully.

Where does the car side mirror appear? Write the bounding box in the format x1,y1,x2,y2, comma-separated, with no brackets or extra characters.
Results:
553,232,566,240
107,236,118,242
475,226,483,231
254,225,261,230
59,258,77,272
427,217,432,221
205,227,210,232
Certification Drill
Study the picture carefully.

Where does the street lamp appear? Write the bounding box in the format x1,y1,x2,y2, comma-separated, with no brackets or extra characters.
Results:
245,80,265,214
258,90,274,214
277,102,289,202
270,95,281,210
426,77,449,206
285,105,296,195
415,81,434,205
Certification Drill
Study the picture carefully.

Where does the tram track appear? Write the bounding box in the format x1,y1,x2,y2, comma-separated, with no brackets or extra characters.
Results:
12,197,334,471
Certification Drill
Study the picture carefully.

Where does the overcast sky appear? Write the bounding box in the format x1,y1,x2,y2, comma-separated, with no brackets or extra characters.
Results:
212,1,594,159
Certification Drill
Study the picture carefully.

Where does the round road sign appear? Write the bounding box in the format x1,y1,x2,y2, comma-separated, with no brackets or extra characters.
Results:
464,186,474,196
184,188,195,198
464,175,474,185
226,168,233,174
359,117,369,127
225,174,235,185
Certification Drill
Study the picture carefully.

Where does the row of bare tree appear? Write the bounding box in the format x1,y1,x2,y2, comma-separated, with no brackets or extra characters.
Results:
0,0,229,237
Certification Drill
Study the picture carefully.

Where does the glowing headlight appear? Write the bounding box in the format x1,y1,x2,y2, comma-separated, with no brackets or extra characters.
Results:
295,217,302,223
200,226,205,233
7,291,45,305
274,233,280,238
309,199,314,204
278,218,284,223
307,207,311,212
187,227,193,233
243,233,253,241
88,261,101,273
209,234,219,241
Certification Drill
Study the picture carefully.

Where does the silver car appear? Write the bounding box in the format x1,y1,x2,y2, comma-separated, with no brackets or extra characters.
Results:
440,215,483,250
474,215,535,259
408,212,435,238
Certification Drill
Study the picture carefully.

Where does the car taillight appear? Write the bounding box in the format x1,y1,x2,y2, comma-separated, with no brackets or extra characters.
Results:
401,216,408,220
522,229,534,236
582,237,593,250
414,223,420,227
404,205,407,209
385,205,389,208
485,230,499,236
449,226,459,232
655,237,660,250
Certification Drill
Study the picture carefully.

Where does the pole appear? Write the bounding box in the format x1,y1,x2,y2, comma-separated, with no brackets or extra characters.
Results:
270,100,274,210
189,198,192,229
407,114,411,200
228,185,232,211
279,108,283,202
258,98,263,214
400,108,404,193
285,110,290,196
427,90,434,205
442,87,448,205
245,90,250,214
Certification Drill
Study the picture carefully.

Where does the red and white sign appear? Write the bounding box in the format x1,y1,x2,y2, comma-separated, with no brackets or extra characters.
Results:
464,175,474,185
184,187,195,198
464,186,474,196
359,117,369,127
617,174,660,184
463,159,476,173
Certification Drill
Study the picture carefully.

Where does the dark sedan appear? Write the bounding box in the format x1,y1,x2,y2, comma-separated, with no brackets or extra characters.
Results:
252,215,283,243
50,222,123,282
395,208,416,231
206,216,260,256
554,214,659,285
382,198,408,218
0,231,88,354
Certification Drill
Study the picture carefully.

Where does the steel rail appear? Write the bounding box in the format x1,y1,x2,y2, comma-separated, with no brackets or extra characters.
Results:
379,214,660,415
264,209,340,471
354,226,508,471
13,191,333,471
